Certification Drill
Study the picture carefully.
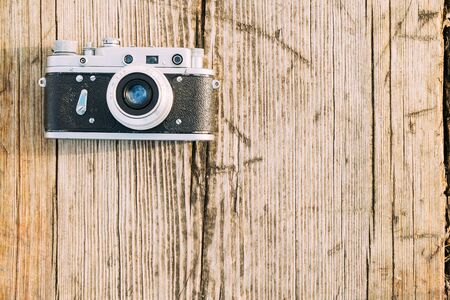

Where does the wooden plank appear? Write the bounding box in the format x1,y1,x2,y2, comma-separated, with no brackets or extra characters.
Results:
369,0,446,298
55,0,207,299
55,0,120,297
16,0,57,298
117,2,205,298
369,0,395,297
0,0,56,298
0,1,20,297
201,0,446,298
201,0,312,298
326,1,373,298
202,0,374,298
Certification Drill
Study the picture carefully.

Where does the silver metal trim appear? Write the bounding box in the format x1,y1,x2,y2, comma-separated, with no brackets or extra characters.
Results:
45,66,214,75
44,131,214,141
48,46,195,68
106,65,174,130
53,40,77,55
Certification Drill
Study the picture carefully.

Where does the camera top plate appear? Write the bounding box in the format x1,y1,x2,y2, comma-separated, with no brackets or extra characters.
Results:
46,38,211,75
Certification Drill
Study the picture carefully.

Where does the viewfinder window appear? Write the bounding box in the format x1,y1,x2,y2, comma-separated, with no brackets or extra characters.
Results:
146,56,159,64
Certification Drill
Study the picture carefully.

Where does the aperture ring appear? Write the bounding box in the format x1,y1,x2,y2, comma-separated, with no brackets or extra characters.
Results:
106,65,173,130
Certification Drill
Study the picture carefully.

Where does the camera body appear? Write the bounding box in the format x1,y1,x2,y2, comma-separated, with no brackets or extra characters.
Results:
40,38,219,140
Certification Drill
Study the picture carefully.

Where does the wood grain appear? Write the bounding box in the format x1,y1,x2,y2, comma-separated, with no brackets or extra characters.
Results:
0,0,56,299
370,0,446,298
202,0,372,298
202,0,446,298
0,1,20,297
0,0,446,299
55,0,206,299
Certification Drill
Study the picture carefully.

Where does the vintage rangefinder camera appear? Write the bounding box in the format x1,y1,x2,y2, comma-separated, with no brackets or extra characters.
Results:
39,38,219,140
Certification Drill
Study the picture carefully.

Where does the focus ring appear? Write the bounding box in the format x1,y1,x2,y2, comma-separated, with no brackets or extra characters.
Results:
106,66,173,130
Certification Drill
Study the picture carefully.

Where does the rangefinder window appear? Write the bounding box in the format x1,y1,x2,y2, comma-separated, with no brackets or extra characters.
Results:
146,56,159,64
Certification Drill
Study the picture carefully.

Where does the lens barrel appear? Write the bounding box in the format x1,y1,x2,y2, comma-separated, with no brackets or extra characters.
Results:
106,65,174,130
115,73,159,116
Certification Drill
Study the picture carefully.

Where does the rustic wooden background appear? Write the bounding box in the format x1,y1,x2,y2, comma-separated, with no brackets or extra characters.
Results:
0,0,446,299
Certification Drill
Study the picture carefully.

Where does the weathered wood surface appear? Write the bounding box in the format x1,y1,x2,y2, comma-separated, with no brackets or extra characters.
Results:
371,1,446,298
0,0,56,299
0,0,446,299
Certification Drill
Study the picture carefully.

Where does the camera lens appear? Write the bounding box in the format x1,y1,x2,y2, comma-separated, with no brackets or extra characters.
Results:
124,83,151,109
172,54,183,65
115,73,160,116
107,67,173,130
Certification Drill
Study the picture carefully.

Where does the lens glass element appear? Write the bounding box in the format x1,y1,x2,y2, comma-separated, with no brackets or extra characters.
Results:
125,84,148,107
124,55,133,64
146,56,159,64
123,80,152,109
107,67,173,130
115,73,160,117
172,54,183,65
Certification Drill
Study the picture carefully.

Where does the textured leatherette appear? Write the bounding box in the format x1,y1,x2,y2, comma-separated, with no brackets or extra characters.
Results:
44,73,216,134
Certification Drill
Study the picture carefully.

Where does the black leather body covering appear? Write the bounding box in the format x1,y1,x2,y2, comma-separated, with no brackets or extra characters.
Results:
44,72,216,133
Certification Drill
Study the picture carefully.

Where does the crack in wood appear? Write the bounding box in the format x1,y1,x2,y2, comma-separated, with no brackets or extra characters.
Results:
442,9,450,296
375,0,413,67
233,141,241,215
397,34,438,41
223,118,251,146
418,9,439,27
407,106,437,117
232,19,311,67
